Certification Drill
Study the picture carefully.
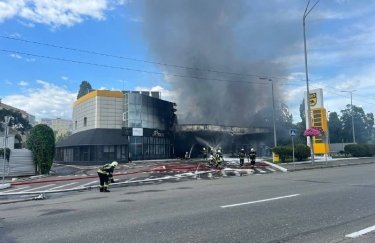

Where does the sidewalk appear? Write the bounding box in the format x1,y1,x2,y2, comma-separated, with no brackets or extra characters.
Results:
3,157,375,187
2,157,272,186
280,157,375,171
2,159,210,186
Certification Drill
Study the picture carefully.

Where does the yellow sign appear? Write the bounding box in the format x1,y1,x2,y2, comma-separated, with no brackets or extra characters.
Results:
272,152,280,163
309,93,317,106
311,108,330,154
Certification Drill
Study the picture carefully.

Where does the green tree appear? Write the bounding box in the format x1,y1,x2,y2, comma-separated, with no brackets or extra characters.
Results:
56,131,72,144
0,109,32,134
328,112,342,143
77,80,92,99
341,105,369,143
276,103,294,145
14,133,23,149
365,113,374,143
295,99,307,144
27,124,55,174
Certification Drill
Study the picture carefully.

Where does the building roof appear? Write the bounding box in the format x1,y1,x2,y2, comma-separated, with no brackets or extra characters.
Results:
0,101,28,116
74,90,123,106
56,128,128,147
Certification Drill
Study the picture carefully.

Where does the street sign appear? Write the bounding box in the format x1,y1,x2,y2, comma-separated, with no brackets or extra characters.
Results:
289,129,296,137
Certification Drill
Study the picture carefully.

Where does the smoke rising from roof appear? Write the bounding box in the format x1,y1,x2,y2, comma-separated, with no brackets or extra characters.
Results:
141,0,299,127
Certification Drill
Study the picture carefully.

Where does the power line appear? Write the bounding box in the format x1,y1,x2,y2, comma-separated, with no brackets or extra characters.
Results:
0,35,289,80
5,46,374,107
0,48,269,85
2,39,375,108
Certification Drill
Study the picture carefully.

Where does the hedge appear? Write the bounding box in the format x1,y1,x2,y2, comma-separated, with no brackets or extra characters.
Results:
272,144,310,162
344,144,375,157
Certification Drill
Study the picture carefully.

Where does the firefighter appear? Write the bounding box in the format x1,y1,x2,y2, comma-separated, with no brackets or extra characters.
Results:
217,147,223,159
215,147,224,167
249,148,256,168
202,147,208,160
97,161,118,192
239,148,246,167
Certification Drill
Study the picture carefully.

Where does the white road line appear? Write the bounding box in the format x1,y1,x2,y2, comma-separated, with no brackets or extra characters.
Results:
22,184,56,192
79,180,98,187
255,168,266,173
346,225,375,238
267,167,276,172
125,178,136,183
221,194,300,208
47,182,78,191
3,186,30,193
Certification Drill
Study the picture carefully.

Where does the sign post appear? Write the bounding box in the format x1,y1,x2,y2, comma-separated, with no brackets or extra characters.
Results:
289,129,296,167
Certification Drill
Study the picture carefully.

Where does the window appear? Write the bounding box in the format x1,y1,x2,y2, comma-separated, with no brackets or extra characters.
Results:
84,117,87,127
75,121,77,129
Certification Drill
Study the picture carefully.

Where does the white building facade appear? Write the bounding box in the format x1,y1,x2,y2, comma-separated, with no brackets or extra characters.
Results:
56,90,177,164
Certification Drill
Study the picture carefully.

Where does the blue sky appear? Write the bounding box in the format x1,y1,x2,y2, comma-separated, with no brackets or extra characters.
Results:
1,0,375,124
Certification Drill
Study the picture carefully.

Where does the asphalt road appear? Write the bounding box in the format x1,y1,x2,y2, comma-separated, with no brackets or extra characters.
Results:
1,163,375,243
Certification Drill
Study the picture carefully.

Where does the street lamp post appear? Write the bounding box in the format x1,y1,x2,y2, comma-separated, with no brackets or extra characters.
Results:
1,116,13,186
341,90,356,143
259,77,277,148
303,0,320,164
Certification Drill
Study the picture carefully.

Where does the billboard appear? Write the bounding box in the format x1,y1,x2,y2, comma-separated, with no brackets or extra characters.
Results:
304,88,330,154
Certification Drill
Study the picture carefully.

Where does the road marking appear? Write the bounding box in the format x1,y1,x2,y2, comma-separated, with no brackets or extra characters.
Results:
267,167,276,172
255,168,266,173
3,186,30,193
22,184,56,192
47,182,78,191
125,177,136,183
79,180,98,187
220,194,300,208
346,225,375,238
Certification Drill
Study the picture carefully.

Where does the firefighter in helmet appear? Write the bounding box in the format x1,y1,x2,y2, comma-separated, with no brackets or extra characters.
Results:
97,161,118,192
249,148,256,168
202,147,208,160
239,148,246,167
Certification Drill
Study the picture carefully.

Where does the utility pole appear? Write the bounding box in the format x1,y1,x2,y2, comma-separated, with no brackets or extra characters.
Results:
259,77,277,147
341,90,356,143
303,0,320,164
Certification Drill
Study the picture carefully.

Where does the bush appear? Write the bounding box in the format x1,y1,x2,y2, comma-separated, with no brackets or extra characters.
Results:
273,146,292,162
27,124,55,174
294,144,310,161
273,144,310,162
344,144,375,157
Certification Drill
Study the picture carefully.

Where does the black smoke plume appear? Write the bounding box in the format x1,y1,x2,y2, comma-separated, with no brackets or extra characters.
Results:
141,0,298,127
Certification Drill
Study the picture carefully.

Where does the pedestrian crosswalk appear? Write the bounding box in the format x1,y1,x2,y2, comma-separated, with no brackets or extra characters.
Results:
1,165,280,196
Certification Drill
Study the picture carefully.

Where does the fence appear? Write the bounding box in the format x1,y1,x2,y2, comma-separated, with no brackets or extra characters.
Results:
0,149,35,177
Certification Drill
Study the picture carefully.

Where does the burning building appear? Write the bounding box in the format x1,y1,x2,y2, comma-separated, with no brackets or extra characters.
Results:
174,124,272,158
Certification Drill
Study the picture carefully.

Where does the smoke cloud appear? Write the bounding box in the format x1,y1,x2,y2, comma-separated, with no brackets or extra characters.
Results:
141,0,300,127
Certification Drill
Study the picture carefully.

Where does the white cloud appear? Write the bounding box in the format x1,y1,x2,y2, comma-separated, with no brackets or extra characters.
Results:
0,0,128,27
10,53,22,59
18,80,28,86
25,58,36,62
3,80,76,120
61,76,69,80
9,32,21,37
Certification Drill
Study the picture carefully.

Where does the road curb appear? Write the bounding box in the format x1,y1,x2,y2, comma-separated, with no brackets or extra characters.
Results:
284,160,375,172
263,161,288,172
